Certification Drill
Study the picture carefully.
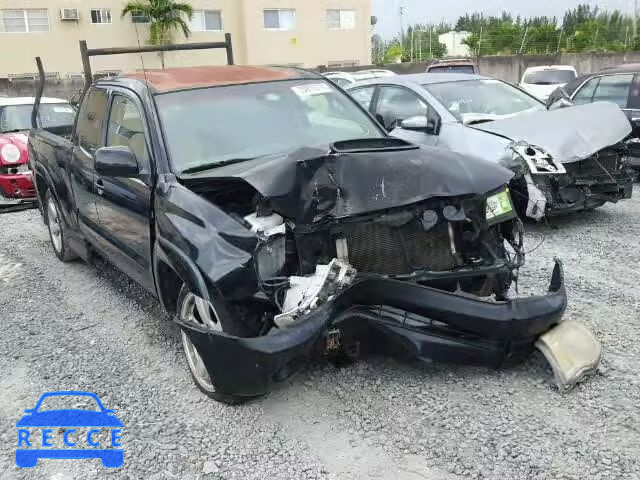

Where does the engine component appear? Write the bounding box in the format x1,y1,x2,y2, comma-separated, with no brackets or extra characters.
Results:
524,174,547,220
510,142,566,175
274,259,357,328
244,212,285,237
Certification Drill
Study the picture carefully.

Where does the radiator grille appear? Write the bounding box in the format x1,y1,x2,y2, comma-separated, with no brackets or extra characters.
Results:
344,220,454,275
565,155,621,182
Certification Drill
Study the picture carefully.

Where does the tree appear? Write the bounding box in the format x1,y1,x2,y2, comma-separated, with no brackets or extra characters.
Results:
121,0,194,69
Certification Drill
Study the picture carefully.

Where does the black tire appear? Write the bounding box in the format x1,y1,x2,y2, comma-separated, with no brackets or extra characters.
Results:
44,190,77,262
177,284,259,404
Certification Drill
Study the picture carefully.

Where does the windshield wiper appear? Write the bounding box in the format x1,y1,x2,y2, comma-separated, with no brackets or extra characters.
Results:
466,119,495,125
180,157,256,175
0,128,29,134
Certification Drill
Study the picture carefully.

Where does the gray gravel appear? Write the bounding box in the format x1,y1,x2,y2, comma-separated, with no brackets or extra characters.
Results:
1,189,639,480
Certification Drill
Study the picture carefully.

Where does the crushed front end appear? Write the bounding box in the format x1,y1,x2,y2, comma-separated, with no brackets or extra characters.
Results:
507,142,633,220
175,141,599,398
0,133,37,211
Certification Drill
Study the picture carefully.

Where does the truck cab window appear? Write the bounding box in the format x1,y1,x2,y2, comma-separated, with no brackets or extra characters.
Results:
77,88,108,154
107,95,148,167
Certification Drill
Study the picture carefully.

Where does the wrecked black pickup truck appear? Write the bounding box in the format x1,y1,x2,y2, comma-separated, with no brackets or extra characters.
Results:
29,43,600,403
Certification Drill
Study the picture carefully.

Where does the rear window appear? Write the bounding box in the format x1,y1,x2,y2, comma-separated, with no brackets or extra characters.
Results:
523,70,576,85
428,65,476,74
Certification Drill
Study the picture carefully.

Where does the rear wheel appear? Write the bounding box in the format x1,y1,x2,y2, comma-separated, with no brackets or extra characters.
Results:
177,285,258,404
44,190,77,262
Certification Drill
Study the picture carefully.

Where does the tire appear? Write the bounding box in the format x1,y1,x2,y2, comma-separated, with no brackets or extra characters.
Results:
177,284,258,404
44,190,77,262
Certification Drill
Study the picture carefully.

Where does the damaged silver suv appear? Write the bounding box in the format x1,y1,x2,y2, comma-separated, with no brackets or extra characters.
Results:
348,73,634,221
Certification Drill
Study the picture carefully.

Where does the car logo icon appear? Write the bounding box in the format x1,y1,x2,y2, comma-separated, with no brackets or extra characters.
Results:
15,391,123,468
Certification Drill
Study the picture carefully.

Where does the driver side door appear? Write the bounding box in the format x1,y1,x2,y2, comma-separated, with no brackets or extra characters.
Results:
371,85,439,147
93,90,155,292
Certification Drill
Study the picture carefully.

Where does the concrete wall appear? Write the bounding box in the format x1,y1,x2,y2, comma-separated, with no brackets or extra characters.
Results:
323,51,640,83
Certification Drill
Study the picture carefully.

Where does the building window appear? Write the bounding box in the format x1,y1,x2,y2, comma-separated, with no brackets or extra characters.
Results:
0,9,49,33
130,10,149,23
263,9,295,30
327,9,355,29
90,8,112,24
190,10,222,31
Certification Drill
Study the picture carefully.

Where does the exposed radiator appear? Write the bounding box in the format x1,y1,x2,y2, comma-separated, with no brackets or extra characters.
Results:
343,220,454,275
565,154,621,182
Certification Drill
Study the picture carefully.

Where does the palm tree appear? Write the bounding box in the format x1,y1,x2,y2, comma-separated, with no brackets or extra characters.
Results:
121,0,194,69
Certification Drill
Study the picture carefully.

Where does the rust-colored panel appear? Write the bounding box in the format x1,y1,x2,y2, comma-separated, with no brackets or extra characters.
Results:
123,66,297,92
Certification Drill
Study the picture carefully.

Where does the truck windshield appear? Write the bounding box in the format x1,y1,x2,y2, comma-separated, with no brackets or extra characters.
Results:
156,79,385,173
0,103,76,133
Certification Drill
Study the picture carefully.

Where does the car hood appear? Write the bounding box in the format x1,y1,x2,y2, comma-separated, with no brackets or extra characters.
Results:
0,131,29,166
179,142,513,224
471,101,631,164
16,410,123,427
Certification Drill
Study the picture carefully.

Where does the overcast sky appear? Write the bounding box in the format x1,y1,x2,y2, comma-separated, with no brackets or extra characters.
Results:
372,0,638,38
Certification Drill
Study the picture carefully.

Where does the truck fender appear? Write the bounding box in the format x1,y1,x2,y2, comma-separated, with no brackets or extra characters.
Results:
154,238,211,307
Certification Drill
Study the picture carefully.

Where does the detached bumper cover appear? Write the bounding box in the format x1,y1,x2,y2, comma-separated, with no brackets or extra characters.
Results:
0,173,37,208
180,260,567,397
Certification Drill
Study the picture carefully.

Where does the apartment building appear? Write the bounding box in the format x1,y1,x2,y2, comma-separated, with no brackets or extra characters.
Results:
0,0,372,78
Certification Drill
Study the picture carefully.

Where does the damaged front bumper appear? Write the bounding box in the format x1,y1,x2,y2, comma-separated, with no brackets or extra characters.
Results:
177,259,592,398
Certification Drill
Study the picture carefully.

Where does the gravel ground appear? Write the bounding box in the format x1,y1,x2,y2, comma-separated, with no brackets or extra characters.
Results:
1,190,639,480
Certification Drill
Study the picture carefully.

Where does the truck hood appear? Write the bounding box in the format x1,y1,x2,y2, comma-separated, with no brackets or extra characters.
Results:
0,131,29,166
471,101,631,164
179,141,513,224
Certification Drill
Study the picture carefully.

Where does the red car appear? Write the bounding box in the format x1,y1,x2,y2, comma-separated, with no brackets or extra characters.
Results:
0,97,75,210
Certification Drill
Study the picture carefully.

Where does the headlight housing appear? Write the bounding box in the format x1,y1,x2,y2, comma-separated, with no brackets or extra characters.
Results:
1,143,21,163
486,187,517,225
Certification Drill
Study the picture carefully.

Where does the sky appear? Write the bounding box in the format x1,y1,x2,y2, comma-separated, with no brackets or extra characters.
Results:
372,0,638,38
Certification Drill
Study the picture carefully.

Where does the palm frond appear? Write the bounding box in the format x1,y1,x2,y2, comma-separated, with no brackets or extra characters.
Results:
120,1,152,19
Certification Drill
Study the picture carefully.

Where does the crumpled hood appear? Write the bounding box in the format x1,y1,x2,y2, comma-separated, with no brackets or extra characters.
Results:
179,142,513,223
471,101,631,163
0,131,29,166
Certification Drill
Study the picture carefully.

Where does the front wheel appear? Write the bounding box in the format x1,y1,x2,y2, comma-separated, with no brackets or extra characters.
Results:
177,285,257,404
44,190,77,262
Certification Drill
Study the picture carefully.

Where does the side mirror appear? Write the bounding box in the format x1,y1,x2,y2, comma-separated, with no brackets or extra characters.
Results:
400,115,438,134
95,146,139,177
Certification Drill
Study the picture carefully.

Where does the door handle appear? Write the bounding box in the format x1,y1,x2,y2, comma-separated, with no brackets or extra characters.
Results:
95,178,105,196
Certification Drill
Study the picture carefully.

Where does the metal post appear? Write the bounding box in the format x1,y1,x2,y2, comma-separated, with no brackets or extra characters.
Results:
80,40,92,94
225,33,234,65
32,57,45,129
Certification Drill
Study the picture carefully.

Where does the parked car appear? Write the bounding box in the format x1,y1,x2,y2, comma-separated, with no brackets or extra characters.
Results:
323,71,357,88
426,58,479,74
324,69,396,88
347,73,633,220
518,65,577,102
0,96,74,211
32,48,599,402
546,67,640,175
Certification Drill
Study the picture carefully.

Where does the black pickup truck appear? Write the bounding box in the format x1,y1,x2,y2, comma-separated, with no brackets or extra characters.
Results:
28,43,598,403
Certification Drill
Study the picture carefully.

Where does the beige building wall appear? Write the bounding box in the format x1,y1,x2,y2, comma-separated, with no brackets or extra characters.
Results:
0,0,371,78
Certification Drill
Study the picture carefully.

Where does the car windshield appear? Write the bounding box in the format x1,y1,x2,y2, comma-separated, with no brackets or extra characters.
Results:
36,395,101,412
425,79,545,122
524,69,576,85
428,65,475,74
156,79,384,173
0,103,76,133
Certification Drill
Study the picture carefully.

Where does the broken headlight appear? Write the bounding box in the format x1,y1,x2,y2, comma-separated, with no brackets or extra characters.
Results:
254,235,286,280
486,187,517,225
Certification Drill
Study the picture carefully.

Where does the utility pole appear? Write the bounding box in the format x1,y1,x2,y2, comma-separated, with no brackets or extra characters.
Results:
634,0,638,39
399,6,405,46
